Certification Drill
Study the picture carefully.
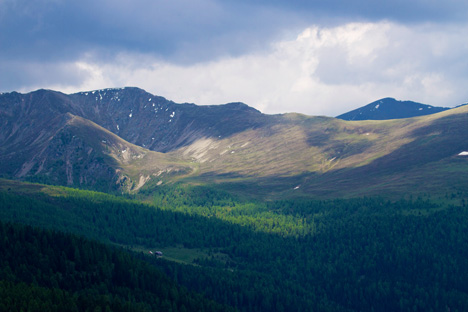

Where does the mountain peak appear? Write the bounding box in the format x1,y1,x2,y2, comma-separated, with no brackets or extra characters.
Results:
215,102,261,113
336,98,449,121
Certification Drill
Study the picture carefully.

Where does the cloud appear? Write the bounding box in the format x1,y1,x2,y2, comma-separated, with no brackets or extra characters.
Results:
0,60,90,93
2,0,467,66
13,21,467,117
0,0,292,64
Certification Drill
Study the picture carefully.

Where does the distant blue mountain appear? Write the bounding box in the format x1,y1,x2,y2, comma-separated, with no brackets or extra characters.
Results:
336,98,449,121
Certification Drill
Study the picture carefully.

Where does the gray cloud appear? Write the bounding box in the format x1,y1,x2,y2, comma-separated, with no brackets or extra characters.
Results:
0,60,90,92
235,0,468,23
2,0,466,65
1,0,284,63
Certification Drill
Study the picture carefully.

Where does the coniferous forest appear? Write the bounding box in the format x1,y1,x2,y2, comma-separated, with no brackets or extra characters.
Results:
1,180,468,311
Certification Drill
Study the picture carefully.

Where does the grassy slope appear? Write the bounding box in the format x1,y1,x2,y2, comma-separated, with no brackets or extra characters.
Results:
170,105,468,199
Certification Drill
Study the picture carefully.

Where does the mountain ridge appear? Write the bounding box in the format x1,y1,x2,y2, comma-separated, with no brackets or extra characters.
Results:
1,87,468,198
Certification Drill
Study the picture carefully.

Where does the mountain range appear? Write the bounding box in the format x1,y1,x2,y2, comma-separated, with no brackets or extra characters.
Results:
1,87,467,198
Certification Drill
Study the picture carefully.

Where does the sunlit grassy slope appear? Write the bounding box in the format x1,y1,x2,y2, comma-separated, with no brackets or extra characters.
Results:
167,105,468,198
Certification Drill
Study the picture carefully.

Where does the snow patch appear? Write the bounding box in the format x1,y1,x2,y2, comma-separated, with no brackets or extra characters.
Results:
148,98,152,101
294,185,300,190
129,113,132,118
375,104,379,109
170,112,175,118
419,108,423,110
458,151,468,156
117,125,119,130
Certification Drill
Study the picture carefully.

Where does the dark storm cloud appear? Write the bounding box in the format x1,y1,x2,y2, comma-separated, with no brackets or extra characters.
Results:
0,60,89,91
236,0,468,23
1,0,282,63
1,0,466,65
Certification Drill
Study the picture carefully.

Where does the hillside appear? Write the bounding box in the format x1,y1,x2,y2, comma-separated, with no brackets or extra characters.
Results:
0,102,192,191
173,105,468,198
0,88,268,191
0,221,231,312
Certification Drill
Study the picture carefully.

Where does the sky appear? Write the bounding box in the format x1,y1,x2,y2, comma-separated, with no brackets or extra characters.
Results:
1,0,468,116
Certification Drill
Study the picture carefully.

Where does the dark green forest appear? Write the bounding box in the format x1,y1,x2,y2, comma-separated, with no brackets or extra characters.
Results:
0,221,231,312
1,180,468,311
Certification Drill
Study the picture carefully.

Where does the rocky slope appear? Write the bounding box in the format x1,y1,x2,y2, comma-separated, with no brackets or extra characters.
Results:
0,89,195,191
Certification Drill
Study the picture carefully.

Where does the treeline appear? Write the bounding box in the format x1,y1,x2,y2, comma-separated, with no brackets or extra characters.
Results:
1,181,468,311
0,221,232,312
